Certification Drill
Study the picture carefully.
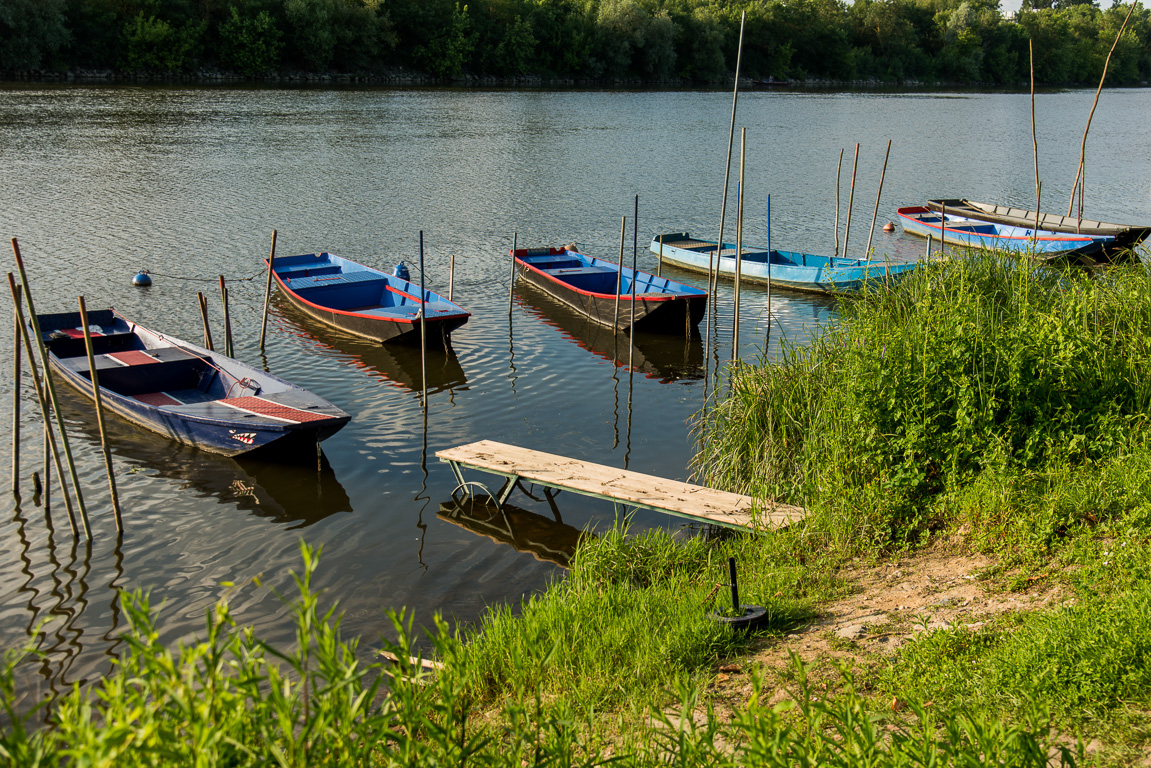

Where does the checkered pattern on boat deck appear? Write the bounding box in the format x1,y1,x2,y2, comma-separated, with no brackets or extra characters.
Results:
218,396,331,423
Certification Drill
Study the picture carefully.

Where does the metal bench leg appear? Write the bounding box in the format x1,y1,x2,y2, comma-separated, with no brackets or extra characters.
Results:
496,475,522,507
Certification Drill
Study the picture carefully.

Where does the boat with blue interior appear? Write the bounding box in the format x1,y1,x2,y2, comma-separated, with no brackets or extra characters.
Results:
513,245,707,333
649,233,916,294
270,252,470,346
39,309,350,457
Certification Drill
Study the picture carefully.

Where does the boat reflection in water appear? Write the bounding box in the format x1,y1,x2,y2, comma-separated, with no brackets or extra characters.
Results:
438,495,588,568
517,290,704,383
62,395,352,527
275,296,468,395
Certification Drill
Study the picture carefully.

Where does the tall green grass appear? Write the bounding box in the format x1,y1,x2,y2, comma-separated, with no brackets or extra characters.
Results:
695,252,1151,552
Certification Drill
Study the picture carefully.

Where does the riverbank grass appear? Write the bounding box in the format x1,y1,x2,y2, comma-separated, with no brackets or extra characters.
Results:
6,249,1151,764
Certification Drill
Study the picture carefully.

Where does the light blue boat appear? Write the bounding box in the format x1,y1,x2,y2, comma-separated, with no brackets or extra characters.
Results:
649,233,916,295
897,205,1115,258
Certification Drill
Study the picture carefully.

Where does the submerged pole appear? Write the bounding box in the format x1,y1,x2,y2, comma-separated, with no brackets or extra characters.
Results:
865,139,892,260
733,129,746,363
7,272,78,537
1067,0,1138,218
218,276,233,358
708,10,747,360
630,194,637,367
10,243,89,538
259,230,278,352
419,231,428,409
508,232,517,313
12,308,20,497
833,148,844,258
79,296,122,531
842,143,859,260
197,292,214,351
615,216,625,330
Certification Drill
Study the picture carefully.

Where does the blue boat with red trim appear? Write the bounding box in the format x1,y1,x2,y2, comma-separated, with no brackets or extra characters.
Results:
513,245,707,333
270,252,470,346
39,309,350,457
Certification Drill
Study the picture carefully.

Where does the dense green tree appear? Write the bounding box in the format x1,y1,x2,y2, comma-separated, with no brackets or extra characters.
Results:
0,0,71,69
218,4,281,73
121,9,205,70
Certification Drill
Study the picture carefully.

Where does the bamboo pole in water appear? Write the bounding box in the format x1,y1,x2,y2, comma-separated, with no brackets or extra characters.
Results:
218,276,233,358
707,10,747,359
7,271,78,537
11,309,20,497
842,143,859,259
10,243,89,538
732,128,746,363
657,235,664,277
419,231,428,409
629,194,637,369
834,148,844,257
197,291,215,351
1066,0,1138,220
79,296,122,531
258,230,278,352
508,233,517,313
864,139,892,260
614,216,625,330
449,253,455,303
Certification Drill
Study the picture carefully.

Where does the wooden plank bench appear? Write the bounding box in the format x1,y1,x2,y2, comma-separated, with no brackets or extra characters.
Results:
436,440,804,532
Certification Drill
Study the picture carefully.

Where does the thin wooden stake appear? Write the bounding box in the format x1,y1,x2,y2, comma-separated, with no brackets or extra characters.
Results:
448,253,455,303
7,271,79,537
1030,39,1040,230
196,292,214,351
9,243,89,538
834,148,844,257
218,276,233,358
615,216,625,330
629,194,637,367
864,139,892,260
79,297,122,531
1067,0,1138,218
508,233,517,313
259,230,278,351
842,143,859,259
12,309,20,497
657,235,664,277
419,231,427,409
733,128,746,363
708,10,747,360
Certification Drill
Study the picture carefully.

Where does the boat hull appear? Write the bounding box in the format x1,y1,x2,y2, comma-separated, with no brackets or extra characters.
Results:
650,234,916,294
40,310,350,458
897,206,1113,260
270,252,470,347
928,198,1151,250
513,247,706,334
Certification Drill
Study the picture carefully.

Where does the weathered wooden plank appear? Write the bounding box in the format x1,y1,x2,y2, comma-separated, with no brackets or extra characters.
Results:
436,440,804,531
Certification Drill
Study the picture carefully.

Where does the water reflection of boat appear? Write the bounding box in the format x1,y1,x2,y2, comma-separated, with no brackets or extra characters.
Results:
518,290,704,383
274,296,468,395
437,496,587,568
61,396,352,527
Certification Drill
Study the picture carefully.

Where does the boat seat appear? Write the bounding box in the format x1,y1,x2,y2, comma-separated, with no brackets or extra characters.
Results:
59,346,197,375
544,266,616,277
284,271,385,292
276,264,342,280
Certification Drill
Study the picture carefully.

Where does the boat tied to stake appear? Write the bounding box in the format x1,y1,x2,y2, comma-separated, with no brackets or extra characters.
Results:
897,205,1117,261
513,245,707,333
39,309,350,457
270,252,470,346
924,199,1150,261
650,233,917,294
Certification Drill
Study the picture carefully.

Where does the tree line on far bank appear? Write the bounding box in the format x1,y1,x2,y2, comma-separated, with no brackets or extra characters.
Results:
1,0,1149,85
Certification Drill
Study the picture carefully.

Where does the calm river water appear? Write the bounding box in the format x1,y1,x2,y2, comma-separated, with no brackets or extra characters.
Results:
1,84,1148,707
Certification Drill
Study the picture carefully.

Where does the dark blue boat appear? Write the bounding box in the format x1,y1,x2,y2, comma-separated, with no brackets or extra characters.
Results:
271,252,470,346
513,245,707,333
40,309,350,458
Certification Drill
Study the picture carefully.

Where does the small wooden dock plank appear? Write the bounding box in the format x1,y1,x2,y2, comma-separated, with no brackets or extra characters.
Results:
436,440,804,531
